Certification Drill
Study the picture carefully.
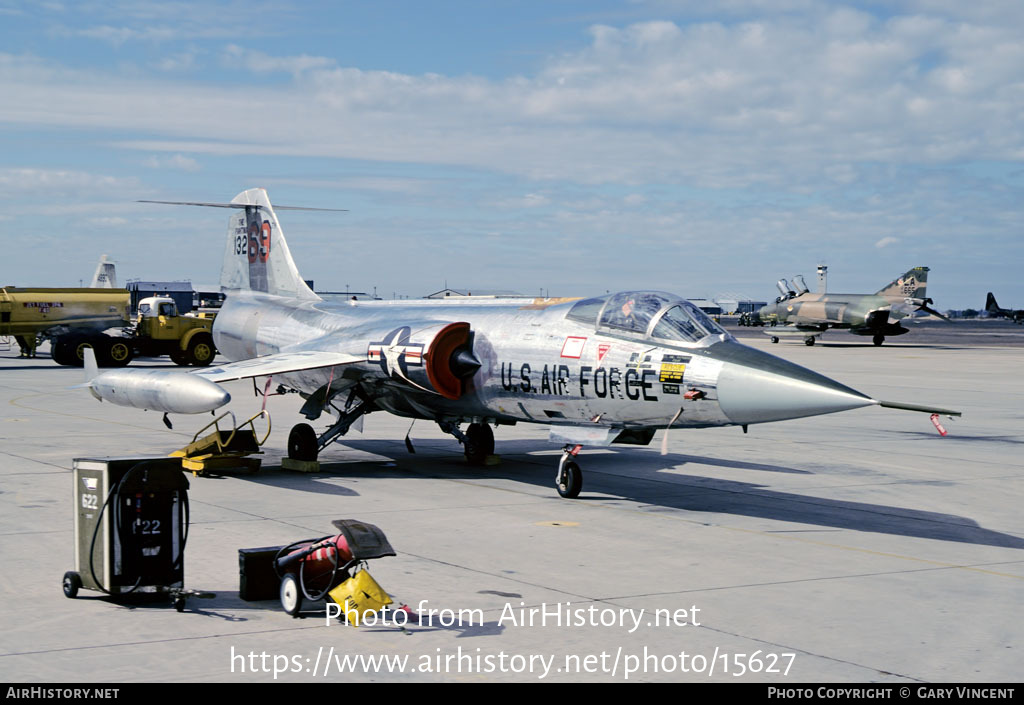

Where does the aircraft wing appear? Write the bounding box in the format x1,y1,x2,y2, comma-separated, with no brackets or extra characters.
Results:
190,350,364,383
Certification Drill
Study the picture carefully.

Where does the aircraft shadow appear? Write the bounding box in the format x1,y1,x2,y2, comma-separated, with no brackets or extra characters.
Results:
203,468,360,496
272,438,1024,551
813,343,976,350
885,431,1024,445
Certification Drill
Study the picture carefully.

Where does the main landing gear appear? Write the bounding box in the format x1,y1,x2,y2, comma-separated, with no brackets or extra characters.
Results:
463,423,494,464
286,399,369,463
438,420,495,465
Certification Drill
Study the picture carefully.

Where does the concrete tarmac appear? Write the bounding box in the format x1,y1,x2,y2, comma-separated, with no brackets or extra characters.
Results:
1,330,1022,683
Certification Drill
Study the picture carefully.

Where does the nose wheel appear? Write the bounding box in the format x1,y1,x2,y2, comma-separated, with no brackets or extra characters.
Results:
556,445,583,498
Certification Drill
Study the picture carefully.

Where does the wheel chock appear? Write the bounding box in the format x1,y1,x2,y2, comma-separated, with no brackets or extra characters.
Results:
282,458,320,473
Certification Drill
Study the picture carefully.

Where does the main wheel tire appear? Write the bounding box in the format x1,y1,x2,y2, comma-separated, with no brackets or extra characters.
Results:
873,334,885,346
770,336,780,344
805,337,815,346
186,333,216,366
557,460,583,499
464,423,495,464
288,423,319,461
62,571,81,599
280,573,303,616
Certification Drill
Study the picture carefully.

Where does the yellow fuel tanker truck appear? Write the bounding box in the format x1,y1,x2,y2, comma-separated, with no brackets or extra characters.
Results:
1,288,216,367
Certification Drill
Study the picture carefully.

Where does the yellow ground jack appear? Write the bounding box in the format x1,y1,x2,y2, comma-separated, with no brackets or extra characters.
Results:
170,410,270,476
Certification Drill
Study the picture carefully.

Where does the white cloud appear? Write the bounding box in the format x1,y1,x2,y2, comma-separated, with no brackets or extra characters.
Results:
143,154,201,171
0,168,136,194
2,6,1022,191
223,45,335,76
154,49,201,72
875,236,900,248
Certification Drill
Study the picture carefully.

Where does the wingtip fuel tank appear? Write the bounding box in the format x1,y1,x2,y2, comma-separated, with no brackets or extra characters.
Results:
85,367,231,414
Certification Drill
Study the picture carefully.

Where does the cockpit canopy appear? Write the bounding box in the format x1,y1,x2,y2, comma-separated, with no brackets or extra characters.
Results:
566,291,726,344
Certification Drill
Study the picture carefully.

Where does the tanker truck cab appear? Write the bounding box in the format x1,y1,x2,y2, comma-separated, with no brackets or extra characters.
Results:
138,297,179,320
134,296,217,366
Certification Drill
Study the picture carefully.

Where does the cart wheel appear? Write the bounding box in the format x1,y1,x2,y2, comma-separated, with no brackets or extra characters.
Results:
62,571,81,599
557,460,583,499
174,596,186,613
280,573,303,616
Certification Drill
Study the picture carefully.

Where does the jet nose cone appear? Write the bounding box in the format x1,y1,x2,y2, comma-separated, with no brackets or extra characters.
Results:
712,341,875,425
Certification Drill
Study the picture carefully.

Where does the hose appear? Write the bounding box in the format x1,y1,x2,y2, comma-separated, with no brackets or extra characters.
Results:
87,461,189,595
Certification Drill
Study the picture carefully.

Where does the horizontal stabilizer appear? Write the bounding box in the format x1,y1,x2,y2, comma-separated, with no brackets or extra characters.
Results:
138,200,346,212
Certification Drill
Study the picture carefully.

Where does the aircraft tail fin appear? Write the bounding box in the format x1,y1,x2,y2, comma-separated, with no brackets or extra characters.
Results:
220,188,319,299
83,346,98,382
90,255,117,288
986,292,1000,313
876,266,929,299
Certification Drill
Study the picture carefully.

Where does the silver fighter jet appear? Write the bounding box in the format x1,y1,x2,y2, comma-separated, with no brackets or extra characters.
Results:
83,188,960,498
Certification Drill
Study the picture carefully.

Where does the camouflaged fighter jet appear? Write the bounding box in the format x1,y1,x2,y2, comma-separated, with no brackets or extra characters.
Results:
757,267,950,347
80,190,960,498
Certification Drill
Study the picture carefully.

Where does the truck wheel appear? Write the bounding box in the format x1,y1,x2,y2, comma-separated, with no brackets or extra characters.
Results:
170,350,190,366
106,339,133,367
51,337,73,366
186,333,216,366
68,335,94,367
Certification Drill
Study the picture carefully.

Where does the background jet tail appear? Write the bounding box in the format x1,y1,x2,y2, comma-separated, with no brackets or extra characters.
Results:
986,292,1000,313
876,266,929,300
90,255,117,288
220,188,319,300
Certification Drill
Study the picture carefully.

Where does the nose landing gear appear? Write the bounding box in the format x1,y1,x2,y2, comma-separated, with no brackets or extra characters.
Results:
556,444,583,498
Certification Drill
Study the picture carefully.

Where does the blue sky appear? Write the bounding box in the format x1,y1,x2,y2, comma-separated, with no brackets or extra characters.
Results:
2,1,1023,308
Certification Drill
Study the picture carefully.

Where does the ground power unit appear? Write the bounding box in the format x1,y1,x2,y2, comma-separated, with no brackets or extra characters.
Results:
63,457,196,611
